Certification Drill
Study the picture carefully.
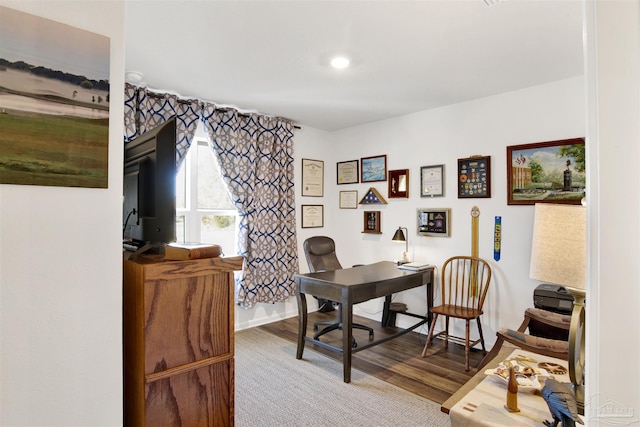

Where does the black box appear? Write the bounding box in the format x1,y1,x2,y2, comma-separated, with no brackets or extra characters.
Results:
533,284,574,314
531,284,574,340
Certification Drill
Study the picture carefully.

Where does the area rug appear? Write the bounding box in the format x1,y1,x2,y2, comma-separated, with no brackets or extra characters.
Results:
235,327,450,427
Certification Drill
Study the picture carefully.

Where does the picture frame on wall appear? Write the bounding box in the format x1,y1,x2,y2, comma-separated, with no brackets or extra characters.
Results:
339,190,358,209
361,155,387,183
507,138,585,205
337,159,359,184
388,169,409,198
417,208,451,237
301,158,324,197
301,205,324,228
457,155,491,198
420,164,445,197
363,210,381,234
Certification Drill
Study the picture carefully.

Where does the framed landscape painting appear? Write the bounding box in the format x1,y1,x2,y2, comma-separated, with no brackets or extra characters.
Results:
507,138,585,205
0,6,110,188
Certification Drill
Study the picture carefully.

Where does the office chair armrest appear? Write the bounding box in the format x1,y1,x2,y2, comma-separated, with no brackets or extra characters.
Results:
525,307,572,330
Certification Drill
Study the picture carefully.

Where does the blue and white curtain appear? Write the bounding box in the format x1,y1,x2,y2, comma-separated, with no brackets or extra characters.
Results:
124,83,200,168
124,84,299,308
201,104,298,308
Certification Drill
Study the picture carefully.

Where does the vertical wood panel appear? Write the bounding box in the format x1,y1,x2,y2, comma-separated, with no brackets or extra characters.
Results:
124,255,241,426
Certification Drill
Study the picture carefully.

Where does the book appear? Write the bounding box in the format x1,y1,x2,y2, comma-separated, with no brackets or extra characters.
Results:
397,262,434,271
164,243,222,260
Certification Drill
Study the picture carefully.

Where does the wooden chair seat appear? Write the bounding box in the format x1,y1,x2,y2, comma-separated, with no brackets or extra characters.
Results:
431,305,483,320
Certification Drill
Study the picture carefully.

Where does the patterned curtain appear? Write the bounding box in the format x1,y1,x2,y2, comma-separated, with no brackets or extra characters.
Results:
123,83,200,168
201,103,298,308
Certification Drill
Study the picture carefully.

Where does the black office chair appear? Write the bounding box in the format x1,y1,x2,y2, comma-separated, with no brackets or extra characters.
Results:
302,236,374,347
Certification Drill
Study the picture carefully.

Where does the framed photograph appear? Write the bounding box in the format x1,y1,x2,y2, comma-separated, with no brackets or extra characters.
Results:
301,205,324,228
420,164,445,197
339,190,358,209
388,169,409,198
458,156,491,198
363,210,381,234
301,158,324,197
337,159,359,184
361,155,387,182
507,138,585,205
417,208,451,237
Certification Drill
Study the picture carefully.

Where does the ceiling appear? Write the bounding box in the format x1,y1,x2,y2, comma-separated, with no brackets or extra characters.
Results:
124,0,584,131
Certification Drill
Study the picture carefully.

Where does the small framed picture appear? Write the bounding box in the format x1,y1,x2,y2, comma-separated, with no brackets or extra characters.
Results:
337,160,359,184
363,210,381,234
417,208,451,237
301,158,324,197
458,156,491,198
420,164,444,197
361,155,387,183
301,205,324,228
388,169,409,198
339,190,358,209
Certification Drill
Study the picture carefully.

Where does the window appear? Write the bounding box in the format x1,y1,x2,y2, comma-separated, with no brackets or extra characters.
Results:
176,138,238,255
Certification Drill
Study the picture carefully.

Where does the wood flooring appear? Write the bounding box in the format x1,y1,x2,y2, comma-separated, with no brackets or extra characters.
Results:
256,311,487,405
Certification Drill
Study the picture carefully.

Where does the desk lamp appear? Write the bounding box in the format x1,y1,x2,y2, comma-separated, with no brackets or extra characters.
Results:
529,203,586,414
392,226,410,264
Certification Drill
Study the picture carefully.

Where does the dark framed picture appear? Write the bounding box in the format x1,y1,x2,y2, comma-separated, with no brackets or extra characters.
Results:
301,158,324,197
388,169,409,198
421,164,445,197
301,205,324,228
507,138,585,205
417,208,451,237
362,210,381,234
458,156,491,198
361,155,387,182
337,159,359,184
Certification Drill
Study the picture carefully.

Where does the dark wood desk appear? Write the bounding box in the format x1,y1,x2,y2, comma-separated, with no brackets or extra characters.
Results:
295,261,434,382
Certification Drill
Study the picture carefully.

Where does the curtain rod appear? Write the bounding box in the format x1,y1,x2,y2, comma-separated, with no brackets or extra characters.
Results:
140,87,301,129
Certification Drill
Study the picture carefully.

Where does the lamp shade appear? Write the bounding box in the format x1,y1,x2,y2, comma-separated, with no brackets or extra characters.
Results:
529,203,586,291
392,227,406,242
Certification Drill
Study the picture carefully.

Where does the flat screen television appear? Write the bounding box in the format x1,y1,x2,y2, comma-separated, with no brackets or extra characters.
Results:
122,117,176,254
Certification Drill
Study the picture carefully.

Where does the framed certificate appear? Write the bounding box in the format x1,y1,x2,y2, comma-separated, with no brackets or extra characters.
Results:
301,205,324,228
337,160,359,184
421,164,444,197
339,190,358,209
301,158,324,197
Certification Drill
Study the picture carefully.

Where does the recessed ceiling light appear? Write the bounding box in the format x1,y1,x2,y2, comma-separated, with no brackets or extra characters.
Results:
330,56,350,69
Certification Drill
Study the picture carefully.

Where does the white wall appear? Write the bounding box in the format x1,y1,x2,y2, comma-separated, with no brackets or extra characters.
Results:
585,0,640,423
0,1,124,425
323,76,586,342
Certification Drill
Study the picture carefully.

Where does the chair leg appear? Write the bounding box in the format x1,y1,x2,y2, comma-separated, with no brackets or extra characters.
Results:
444,316,450,344
476,317,486,355
465,319,471,371
478,335,505,370
421,313,439,357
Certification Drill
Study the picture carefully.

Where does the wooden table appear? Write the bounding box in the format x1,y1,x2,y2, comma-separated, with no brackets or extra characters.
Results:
447,349,570,427
295,261,433,382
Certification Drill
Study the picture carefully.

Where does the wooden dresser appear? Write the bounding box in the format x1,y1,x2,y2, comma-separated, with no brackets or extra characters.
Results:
123,253,243,426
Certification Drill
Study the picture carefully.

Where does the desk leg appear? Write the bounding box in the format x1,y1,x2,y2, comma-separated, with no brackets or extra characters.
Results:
382,295,392,327
296,290,307,359
342,290,353,383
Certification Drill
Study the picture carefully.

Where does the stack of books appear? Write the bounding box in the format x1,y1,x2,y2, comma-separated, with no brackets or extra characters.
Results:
164,242,222,260
397,262,434,271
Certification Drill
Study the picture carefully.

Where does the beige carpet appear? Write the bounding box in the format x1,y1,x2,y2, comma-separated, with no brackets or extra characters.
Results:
235,327,450,427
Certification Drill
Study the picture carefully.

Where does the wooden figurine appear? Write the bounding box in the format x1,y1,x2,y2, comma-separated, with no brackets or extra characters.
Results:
505,365,521,412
